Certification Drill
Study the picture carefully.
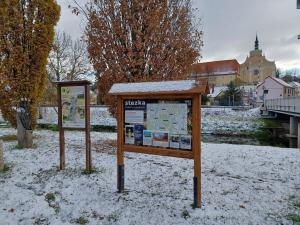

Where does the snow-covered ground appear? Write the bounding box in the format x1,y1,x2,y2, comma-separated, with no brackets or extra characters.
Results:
202,107,261,134
0,128,299,225
35,107,262,134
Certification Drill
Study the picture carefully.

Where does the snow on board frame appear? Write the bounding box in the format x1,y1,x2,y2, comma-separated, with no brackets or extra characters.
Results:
53,80,92,173
109,79,209,208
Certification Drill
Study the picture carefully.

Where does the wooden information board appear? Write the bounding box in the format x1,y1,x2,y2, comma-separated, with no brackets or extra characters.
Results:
54,80,92,172
109,79,208,208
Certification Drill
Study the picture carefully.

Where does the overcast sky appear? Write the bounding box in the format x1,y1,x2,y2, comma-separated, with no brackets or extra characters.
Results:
57,0,300,70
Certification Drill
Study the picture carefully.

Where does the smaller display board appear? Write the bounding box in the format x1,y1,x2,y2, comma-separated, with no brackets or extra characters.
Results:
61,86,85,128
124,99,192,150
54,80,92,173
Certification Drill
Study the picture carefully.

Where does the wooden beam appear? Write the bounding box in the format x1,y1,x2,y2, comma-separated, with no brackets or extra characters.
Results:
124,145,193,159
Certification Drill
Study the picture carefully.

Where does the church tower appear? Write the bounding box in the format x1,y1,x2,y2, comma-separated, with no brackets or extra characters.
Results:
239,35,276,85
255,34,259,50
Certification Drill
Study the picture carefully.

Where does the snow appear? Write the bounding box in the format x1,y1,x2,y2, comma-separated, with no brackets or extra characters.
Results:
37,107,261,134
109,80,197,94
202,107,261,134
289,81,300,88
38,107,117,127
273,77,293,88
0,127,299,225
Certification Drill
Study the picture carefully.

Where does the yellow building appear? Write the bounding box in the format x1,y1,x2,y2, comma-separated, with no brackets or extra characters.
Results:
240,35,276,85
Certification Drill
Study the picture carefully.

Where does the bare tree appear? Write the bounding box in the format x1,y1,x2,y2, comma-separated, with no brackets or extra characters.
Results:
68,39,90,80
47,31,72,81
47,30,90,81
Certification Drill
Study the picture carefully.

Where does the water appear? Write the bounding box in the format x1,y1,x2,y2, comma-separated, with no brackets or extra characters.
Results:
202,133,293,148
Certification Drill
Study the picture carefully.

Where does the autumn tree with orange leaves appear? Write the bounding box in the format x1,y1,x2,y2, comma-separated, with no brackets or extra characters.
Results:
0,0,60,148
83,0,202,115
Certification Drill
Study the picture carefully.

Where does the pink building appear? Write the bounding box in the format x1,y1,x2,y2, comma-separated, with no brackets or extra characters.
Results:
256,76,295,104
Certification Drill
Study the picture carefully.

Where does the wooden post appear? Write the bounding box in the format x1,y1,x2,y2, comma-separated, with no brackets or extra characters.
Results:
192,94,201,208
85,85,92,172
117,97,125,192
298,123,300,149
0,140,4,171
57,85,65,170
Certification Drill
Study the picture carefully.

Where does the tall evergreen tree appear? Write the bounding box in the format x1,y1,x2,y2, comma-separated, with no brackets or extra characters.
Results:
219,81,242,106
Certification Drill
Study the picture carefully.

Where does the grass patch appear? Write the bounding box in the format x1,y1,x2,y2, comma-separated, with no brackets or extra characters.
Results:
92,125,116,132
243,118,288,147
107,213,119,222
294,201,300,209
82,167,98,175
181,208,190,219
287,214,300,223
45,192,55,203
0,135,17,142
261,119,282,128
38,124,116,133
49,124,59,131
0,123,12,128
15,143,38,149
0,164,10,173
75,216,88,224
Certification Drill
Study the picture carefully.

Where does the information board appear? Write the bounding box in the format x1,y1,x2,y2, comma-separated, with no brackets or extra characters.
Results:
124,99,192,150
61,86,85,128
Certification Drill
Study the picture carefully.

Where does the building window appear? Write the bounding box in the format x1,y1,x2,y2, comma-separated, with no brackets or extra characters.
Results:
263,90,268,94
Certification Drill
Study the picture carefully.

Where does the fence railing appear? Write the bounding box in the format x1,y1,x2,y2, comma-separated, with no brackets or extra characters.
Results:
265,97,300,114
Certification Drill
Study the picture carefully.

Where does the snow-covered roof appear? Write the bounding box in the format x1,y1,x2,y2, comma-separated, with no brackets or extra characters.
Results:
289,81,300,88
109,80,209,95
257,76,294,88
208,86,227,98
272,77,294,88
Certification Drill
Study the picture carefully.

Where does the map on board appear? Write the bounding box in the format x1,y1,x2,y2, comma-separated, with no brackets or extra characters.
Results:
61,86,85,128
146,103,188,134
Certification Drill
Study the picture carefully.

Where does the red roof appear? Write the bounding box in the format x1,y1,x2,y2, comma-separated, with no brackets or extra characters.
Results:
191,59,239,76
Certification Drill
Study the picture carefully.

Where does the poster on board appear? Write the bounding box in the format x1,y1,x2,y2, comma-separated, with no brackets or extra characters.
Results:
143,130,152,146
152,131,169,148
169,134,180,149
180,135,192,150
61,86,85,128
125,125,134,144
123,99,192,150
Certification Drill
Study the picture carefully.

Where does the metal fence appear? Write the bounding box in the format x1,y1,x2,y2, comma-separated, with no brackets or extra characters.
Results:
265,97,300,114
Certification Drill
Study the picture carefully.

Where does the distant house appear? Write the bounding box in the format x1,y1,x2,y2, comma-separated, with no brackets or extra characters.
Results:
256,76,295,104
289,81,300,96
190,59,240,87
207,86,227,105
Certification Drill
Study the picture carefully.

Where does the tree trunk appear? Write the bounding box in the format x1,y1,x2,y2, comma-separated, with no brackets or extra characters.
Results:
17,113,33,148
16,101,33,149
0,140,4,171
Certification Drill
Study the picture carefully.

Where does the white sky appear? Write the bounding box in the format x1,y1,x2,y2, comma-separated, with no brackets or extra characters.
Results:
56,0,300,71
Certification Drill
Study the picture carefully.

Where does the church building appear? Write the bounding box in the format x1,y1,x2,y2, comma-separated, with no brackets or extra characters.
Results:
239,35,276,85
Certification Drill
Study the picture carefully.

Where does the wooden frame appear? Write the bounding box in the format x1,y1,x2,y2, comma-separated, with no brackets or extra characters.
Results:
54,80,92,172
110,80,208,208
